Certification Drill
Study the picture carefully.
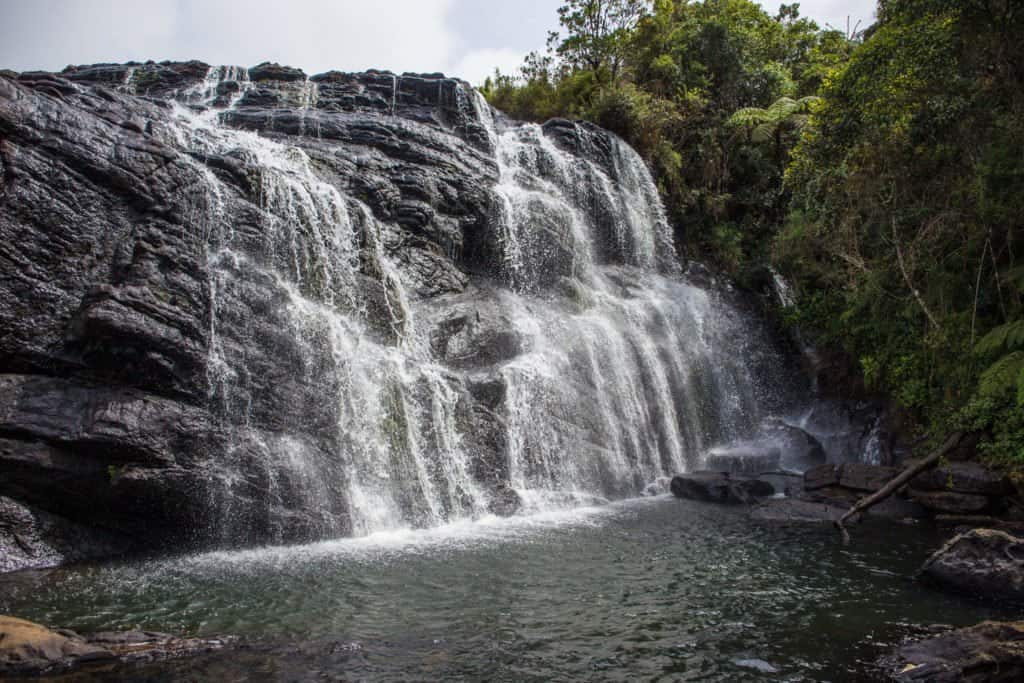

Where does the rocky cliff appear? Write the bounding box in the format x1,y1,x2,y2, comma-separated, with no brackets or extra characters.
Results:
0,60,804,572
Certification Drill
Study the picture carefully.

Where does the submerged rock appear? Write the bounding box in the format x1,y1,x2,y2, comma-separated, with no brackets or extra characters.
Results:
670,472,774,504
750,497,847,523
919,528,1024,602
883,620,1024,682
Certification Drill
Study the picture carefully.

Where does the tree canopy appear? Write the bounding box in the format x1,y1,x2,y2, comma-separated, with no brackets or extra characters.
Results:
484,0,1024,469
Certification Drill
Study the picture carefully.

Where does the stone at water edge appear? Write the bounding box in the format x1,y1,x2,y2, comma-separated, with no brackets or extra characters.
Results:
910,461,1014,497
919,528,1024,601
803,463,839,491
0,615,236,676
910,490,992,515
883,620,1024,682
839,463,901,492
669,471,774,504
0,616,114,674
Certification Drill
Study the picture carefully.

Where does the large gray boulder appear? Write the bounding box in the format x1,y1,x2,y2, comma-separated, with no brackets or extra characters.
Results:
919,528,1024,601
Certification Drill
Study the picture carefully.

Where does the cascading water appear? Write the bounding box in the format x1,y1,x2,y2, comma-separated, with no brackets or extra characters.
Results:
478,99,788,501
165,68,798,540
167,67,491,540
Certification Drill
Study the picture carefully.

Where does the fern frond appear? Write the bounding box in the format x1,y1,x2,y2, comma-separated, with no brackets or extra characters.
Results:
728,107,769,127
751,122,775,143
978,351,1024,398
975,319,1024,355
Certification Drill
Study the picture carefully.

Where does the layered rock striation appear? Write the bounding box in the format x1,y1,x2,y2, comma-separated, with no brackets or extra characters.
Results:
0,60,798,571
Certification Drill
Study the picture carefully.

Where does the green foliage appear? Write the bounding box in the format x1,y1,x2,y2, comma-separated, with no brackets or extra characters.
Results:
485,0,848,270
484,0,1024,471
779,0,1024,469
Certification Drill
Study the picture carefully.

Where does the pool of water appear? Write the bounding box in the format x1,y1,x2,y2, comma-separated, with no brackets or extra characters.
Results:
1,496,1015,681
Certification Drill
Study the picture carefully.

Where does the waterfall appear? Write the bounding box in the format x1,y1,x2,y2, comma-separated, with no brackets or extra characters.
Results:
169,68,491,540
477,96,785,503
167,71,794,540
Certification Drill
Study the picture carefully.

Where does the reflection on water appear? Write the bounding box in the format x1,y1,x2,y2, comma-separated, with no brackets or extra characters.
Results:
1,497,1013,681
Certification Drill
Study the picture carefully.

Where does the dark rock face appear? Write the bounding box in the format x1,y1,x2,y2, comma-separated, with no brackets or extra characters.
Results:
670,472,775,504
883,621,1024,682
919,528,1024,602
0,60,506,566
0,496,130,573
0,59,805,570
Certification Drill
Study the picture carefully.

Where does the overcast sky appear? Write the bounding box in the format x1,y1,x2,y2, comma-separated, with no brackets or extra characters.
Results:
0,0,876,85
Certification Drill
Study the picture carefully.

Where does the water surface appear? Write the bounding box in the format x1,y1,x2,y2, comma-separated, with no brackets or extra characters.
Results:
1,497,1012,681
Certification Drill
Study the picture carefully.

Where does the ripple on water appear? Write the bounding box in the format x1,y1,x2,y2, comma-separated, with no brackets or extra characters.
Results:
0,496,1015,681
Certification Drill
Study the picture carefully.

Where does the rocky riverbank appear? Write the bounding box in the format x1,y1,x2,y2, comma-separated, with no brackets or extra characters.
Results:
0,615,234,678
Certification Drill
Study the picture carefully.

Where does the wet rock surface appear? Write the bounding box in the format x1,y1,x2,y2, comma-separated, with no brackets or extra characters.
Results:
0,60,512,566
703,444,781,474
919,528,1024,602
670,471,775,504
0,57,806,571
883,621,1024,682
0,615,234,677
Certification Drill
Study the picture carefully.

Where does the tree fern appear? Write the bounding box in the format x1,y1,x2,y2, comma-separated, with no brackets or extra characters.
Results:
974,319,1024,356
977,351,1024,404
727,96,820,143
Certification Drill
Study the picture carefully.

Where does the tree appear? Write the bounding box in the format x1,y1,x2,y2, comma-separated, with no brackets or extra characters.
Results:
728,95,819,158
550,0,651,79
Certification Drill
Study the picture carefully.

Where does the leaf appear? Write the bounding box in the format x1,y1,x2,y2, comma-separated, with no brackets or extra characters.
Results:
975,320,1024,355
979,351,1024,398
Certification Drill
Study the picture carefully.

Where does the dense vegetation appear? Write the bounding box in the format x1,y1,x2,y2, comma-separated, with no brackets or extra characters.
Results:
483,0,1024,468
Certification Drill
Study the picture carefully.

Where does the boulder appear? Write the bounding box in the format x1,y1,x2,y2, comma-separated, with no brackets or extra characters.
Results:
883,621,1024,682
759,418,827,469
487,485,522,517
804,463,839,491
704,444,781,474
0,616,234,677
0,616,113,675
910,491,991,515
839,463,900,492
670,472,774,504
910,462,1013,497
919,528,1024,601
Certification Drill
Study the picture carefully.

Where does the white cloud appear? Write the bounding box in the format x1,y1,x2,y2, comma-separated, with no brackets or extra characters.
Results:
448,47,526,85
1,0,458,76
0,0,878,81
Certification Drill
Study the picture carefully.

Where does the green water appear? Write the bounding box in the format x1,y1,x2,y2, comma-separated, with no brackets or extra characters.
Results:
0,497,1015,681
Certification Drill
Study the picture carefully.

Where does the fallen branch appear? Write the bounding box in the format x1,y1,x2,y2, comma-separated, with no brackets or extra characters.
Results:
835,431,964,544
